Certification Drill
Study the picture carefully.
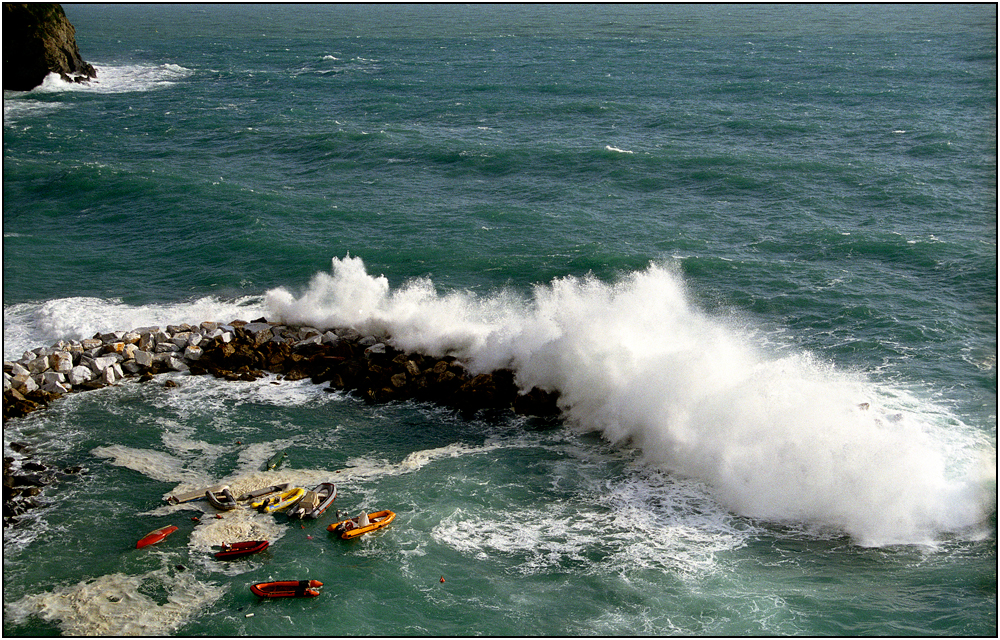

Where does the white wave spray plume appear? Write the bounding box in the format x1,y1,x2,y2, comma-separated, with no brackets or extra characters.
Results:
3,295,267,362
266,255,995,546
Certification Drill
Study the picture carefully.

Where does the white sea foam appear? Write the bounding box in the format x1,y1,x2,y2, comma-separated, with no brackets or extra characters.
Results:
3,562,224,636
4,64,194,125
432,469,746,578
35,63,194,94
2,98,66,126
186,506,287,554
147,371,340,428
265,255,996,546
92,444,208,486
3,295,267,361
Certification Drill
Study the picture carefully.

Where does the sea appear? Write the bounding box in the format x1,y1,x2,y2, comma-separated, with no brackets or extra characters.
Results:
2,3,996,636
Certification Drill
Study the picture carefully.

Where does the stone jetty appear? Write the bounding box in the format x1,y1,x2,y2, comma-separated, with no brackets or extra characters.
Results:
3,318,560,527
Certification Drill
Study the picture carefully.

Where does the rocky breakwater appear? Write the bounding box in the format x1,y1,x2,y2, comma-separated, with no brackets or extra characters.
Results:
3,318,560,526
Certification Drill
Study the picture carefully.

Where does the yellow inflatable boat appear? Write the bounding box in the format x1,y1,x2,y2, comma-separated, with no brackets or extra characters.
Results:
328,510,395,539
252,486,306,513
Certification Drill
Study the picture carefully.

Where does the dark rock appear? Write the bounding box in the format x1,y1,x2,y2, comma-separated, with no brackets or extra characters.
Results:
11,474,48,488
3,503,17,520
3,388,38,420
3,3,97,91
513,387,561,416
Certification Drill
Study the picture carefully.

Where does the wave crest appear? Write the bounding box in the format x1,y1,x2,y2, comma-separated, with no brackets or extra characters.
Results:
265,255,996,546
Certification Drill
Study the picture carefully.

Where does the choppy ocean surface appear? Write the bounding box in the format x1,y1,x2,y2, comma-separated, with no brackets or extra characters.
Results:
2,4,996,636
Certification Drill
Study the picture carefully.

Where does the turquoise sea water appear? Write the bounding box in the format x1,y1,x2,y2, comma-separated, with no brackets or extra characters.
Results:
2,4,996,636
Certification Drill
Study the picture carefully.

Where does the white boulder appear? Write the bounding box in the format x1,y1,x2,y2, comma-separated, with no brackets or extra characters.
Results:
41,379,70,394
27,356,50,375
7,361,30,378
12,373,38,393
49,351,73,373
171,332,192,348
67,365,94,385
89,355,119,374
134,350,154,367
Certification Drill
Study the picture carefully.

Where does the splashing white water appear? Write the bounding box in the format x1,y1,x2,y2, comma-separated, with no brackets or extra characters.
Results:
3,295,267,361
4,64,194,127
35,63,193,94
265,255,996,546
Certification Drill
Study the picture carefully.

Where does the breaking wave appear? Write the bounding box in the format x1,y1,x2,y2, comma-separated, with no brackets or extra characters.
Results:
265,255,996,546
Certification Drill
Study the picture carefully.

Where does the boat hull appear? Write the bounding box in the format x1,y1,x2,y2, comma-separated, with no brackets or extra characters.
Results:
214,540,269,559
166,483,226,505
136,524,179,548
263,450,286,471
327,510,395,539
288,482,337,519
237,483,289,502
253,486,306,513
250,579,322,598
206,486,238,510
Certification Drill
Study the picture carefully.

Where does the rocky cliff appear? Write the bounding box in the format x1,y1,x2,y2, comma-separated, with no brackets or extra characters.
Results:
3,3,96,91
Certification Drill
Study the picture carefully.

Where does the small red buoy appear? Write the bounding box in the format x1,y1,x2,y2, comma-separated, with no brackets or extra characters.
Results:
191,517,200,522
440,576,445,583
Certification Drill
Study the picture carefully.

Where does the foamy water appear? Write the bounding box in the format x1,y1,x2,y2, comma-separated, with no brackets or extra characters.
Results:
4,563,224,636
4,255,993,551
266,256,996,547
2,295,267,362
4,4,994,634
4,63,195,127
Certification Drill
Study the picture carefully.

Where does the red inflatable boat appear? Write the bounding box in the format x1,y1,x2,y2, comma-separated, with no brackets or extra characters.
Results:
250,580,323,598
214,540,269,559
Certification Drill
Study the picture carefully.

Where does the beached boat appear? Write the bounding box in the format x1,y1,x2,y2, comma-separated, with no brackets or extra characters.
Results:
166,483,227,505
263,450,286,471
287,482,337,519
237,482,290,502
136,524,178,549
205,485,238,510
250,579,323,598
252,486,306,513
214,540,269,559
327,510,395,539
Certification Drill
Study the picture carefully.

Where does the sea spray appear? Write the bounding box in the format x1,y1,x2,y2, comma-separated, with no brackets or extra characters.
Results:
2,295,267,362
266,255,995,546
